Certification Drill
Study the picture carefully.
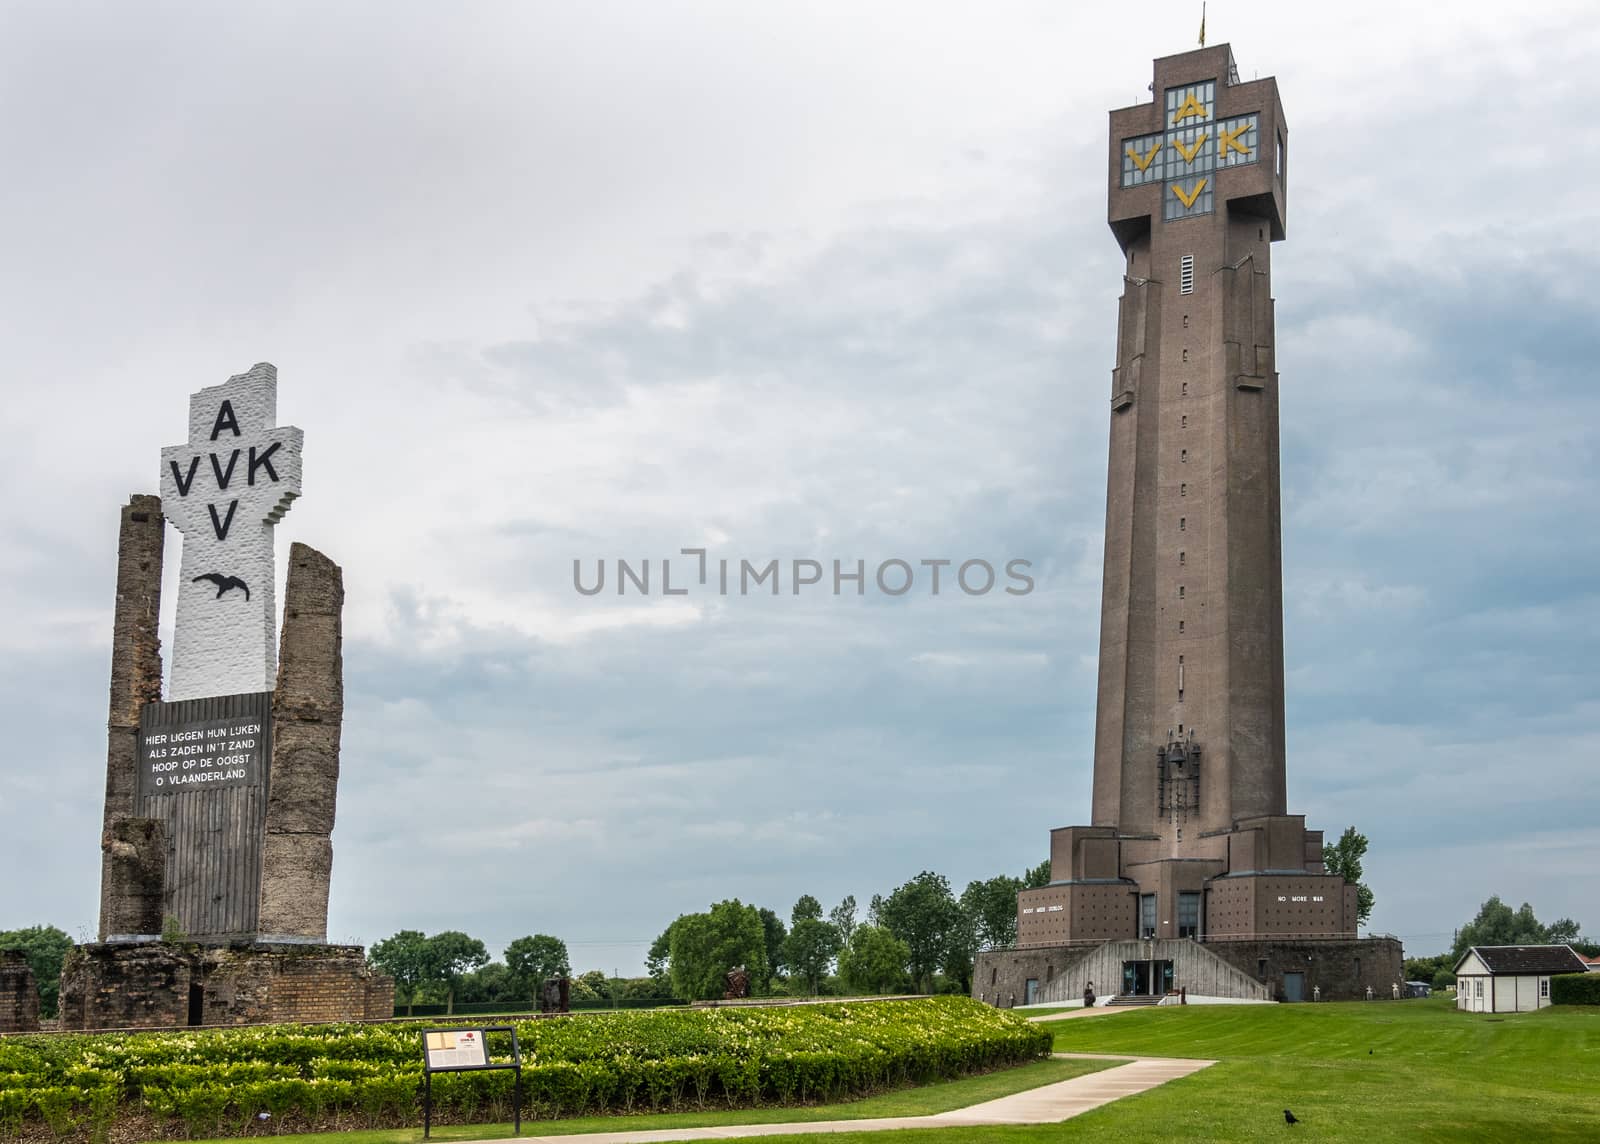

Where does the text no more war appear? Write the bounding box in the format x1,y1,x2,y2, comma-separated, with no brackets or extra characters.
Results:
166,399,288,540
574,551,1035,597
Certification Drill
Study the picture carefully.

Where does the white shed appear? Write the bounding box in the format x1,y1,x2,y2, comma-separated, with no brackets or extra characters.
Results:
1453,945,1588,1013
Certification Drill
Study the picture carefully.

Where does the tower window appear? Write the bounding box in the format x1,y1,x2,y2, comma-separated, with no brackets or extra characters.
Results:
1181,415,1187,428
1179,517,1186,530
1182,382,1189,396
1178,586,1185,599
1181,483,1188,496
1182,348,1189,362
1181,449,1188,462
1178,620,1185,633
1180,254,1195,295
1179,551,1186,565
1183,314,1190,328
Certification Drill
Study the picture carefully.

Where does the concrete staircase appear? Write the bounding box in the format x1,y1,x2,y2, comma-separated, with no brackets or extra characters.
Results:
1105,995,1163,1007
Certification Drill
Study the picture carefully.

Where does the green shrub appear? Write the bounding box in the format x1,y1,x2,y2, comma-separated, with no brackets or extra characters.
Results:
0,997,1047,1137
1550,973,1600,1005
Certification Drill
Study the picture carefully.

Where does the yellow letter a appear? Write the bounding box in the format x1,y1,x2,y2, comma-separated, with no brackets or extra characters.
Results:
1173,93,1208,123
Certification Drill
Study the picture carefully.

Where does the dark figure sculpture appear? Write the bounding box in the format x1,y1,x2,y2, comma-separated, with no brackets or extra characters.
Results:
539,976,570,1014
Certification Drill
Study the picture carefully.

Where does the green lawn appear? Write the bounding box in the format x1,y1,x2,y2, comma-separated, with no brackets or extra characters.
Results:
710,997,1600,1144
189,1056,1111,1143
190,998,1600,1144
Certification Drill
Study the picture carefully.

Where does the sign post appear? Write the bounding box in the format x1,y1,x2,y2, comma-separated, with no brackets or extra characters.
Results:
420,1026,522,1138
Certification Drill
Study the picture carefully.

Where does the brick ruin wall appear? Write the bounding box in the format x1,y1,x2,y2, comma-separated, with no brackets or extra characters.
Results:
0,951,40,1033
56,944,393,1031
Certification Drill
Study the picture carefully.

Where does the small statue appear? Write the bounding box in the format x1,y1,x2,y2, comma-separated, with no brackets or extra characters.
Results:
1083,981,1096,1008
723,966,751,1000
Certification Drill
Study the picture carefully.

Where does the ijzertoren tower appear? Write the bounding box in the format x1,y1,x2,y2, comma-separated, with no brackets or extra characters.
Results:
1016,44,1362,951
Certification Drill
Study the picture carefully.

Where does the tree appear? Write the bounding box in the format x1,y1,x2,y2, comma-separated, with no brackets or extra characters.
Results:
424,931,489,1014
877,872,963,994
830,896,858,946
1322,826,1374,927
837,924,910,995
1546,917,1582,945
0,925,73,1018
505,934,570,1003
369,929,431,1015
646,920,678,981
941,903,979,995
456,961,515,1005
1451,897,1585,961
1023,860,1052,890
961,875,1024,950
576,969,611,1001
792,895,823,924
757,907,787,992
668,900,770,1001
782,917,843,995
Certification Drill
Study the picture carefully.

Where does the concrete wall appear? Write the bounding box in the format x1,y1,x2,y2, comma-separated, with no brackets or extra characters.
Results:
978,935,1402,1006
1033,939,1269,1004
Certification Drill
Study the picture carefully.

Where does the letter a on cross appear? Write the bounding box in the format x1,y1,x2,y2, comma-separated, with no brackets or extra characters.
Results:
159,363,304,701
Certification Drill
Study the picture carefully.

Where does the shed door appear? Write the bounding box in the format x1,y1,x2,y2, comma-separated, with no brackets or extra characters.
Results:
1283,972,1305,1003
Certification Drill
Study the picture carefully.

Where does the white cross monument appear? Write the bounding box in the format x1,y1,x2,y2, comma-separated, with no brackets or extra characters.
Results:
160,363,303,701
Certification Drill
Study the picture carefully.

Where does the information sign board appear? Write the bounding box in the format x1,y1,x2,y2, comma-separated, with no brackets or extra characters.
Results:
424,1029,488,1070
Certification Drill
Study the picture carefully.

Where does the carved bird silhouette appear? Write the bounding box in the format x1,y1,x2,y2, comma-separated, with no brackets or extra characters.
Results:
193,573,250,600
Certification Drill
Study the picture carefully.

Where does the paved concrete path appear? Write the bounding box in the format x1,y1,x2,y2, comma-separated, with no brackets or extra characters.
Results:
1026,1004,1141,1021
512,1053,1214,1141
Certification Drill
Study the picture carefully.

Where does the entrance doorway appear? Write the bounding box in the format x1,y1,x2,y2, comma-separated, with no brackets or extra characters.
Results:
1283,972,1306,1003
1120,960,1174,996
186,983,204,1026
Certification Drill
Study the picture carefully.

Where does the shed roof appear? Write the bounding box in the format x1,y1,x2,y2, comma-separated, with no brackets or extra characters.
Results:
1452,945,1588,976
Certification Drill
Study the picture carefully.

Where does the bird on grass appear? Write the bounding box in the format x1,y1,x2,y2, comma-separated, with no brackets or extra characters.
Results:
1284,1109,1300,1125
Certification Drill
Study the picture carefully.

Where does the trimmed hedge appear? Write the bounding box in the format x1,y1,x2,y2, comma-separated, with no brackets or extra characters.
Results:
0,997,1048,1139
1550,972,1600,1006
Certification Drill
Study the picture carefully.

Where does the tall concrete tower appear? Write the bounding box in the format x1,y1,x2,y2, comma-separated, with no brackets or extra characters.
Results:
1016,44,1357,948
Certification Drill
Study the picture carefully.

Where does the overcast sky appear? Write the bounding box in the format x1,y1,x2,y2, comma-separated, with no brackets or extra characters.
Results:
2,0,1596,973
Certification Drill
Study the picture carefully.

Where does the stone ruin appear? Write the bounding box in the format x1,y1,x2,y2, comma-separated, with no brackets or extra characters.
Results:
0,951,40,1033
57,365,392,1030
539,976,571,1014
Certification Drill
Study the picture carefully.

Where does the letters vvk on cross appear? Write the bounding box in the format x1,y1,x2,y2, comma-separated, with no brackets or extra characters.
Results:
160,362,303,701
167,407,289,541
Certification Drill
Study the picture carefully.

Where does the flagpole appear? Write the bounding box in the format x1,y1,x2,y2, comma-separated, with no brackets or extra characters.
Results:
1199,1,1206,47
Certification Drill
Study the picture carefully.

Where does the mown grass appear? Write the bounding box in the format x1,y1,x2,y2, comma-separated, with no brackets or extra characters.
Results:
187,1056,1112,1143
190,998,1600,1143
710,996,1600,1143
